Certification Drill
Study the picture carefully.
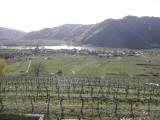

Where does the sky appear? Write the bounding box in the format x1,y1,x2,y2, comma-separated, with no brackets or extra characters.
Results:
0,0,160,32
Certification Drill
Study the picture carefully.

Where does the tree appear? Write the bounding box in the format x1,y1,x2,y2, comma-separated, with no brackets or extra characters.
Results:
0,59,7,76
30,62,46,77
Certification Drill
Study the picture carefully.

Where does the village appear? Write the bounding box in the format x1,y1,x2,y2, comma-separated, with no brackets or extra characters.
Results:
0,46,150,61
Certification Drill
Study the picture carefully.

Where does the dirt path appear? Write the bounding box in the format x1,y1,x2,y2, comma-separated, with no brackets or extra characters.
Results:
26,59,32,73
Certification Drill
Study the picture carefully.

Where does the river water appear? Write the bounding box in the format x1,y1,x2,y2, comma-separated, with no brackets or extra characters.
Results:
0,45,82,50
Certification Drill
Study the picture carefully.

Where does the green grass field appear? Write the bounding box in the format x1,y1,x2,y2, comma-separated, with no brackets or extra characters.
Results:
1,53,160,119
5,54,160,77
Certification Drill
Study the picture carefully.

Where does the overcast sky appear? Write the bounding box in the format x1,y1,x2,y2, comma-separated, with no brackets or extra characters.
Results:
0,0,160,32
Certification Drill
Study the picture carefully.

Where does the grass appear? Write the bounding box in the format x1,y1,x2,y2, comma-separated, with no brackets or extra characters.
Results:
0,73,160,119
4,54,160,77
1,53,160,119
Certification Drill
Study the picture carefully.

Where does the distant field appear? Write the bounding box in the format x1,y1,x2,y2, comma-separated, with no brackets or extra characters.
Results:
5,54,160,77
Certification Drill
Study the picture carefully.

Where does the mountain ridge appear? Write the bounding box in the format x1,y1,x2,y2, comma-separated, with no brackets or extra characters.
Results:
0,27,26,40
1,16,160,49
81,16,160,49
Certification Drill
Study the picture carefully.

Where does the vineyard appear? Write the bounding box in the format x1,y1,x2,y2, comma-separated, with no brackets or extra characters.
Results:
0,74,160,119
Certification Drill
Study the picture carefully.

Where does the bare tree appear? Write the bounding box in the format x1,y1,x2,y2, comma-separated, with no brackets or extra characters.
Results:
0,97,4,112
30,62,46,77
60,97,64,120
80,96,84,119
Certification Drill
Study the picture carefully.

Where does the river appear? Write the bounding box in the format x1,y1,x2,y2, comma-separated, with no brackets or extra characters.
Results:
0,45,82,50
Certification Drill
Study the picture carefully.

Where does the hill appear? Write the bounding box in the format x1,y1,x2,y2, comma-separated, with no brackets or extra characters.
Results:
0,27,26,40
23,24,93,41
81,16,160,49
3,16,160,49
24,16,160,49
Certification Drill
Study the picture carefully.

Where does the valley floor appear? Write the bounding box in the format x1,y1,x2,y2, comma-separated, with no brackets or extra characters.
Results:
1,51,160,119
